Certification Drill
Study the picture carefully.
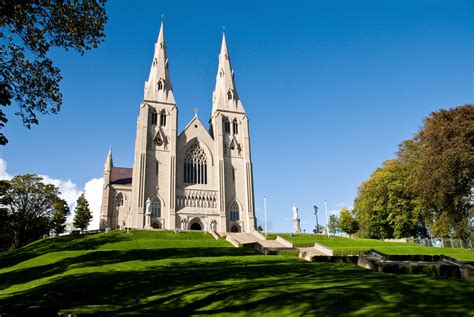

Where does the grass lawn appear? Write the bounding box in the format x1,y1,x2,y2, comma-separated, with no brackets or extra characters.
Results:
275,234,474,262
1,230,473,316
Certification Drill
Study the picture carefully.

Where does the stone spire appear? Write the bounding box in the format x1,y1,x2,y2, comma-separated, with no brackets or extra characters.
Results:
104,147,113,172
211,32,245,114
144,21,175,104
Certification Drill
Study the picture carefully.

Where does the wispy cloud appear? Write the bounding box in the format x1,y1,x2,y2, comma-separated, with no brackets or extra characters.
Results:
0,159,103,230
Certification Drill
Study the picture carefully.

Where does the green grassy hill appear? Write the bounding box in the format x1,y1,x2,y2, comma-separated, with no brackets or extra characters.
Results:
272,234,474,262
1,230,473,316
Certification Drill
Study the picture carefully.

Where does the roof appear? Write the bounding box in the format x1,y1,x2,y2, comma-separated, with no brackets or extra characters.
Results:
111,167,133,185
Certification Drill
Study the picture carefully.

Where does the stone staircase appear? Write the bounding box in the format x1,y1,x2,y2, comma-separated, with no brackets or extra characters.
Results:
227,232,263,245
298,247,329,261
226,232,296,254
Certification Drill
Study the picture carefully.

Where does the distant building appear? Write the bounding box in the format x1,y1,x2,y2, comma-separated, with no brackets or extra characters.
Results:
100,22,256,233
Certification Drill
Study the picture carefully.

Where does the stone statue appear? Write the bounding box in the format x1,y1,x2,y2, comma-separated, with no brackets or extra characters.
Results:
145,197,152,228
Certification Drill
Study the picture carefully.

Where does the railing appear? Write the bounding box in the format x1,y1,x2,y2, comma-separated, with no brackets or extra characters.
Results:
406,237,473,249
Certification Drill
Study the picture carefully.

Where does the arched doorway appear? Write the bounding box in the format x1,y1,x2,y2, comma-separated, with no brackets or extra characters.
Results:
151,221,161,229
190,222,202,230
230,224,240,232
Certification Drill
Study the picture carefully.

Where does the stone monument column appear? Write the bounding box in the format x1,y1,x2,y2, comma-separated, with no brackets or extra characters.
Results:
293,205,302,234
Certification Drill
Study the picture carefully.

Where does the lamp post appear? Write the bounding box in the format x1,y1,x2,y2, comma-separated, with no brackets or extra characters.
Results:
313,205,319,234
324,200,329,237
264,196,267,237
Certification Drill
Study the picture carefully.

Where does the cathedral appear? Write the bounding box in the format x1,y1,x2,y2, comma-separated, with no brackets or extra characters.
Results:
100,22,256,233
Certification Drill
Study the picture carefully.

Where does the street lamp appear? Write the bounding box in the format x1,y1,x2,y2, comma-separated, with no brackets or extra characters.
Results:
313,205,319,234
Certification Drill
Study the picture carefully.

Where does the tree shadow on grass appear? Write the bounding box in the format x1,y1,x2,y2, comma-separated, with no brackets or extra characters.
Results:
0,256,473,316
0,232,130,269
0,247,258,290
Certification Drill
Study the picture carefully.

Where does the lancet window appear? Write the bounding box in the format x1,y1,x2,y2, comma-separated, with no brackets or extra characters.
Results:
224,118,231,134
160,109,167,126
151,199,161,218
232,119,238,135
229,201,240,221
115,193,124,207
151,110,157,125
184,143,208,185
157,79,165,90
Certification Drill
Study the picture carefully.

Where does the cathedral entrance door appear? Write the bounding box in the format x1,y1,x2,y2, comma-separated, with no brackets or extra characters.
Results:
190,222,202,230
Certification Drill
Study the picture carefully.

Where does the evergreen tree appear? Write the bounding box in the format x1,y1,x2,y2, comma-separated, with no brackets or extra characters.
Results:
328,215,339,235
50,199,70,236
73,194,92,234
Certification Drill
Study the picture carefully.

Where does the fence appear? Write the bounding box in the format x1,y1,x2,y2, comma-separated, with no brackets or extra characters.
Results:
406,237,473,249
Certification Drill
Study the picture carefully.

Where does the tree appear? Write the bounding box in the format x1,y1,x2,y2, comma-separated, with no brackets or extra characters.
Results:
0,1,108,145
414,105,474,239
313,224,325,234
328,215,339,235
353,105,473,240
0,175,60,247
73,194,92,234
338,208,359,236
353,159,421,239
50,198,69,236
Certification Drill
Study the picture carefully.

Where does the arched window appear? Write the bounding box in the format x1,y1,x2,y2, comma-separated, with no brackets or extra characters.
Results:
151,199,161,218
224,118,230,134
227,89,234,100
229,201,240,221
160,109,166,126
157,79,165,90
184,143,208,185
115,193,124,207
151,110,157,125
232,119,238,135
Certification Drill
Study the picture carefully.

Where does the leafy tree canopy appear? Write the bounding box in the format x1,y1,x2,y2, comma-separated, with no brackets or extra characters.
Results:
415,105,474,238
0,0,107,145
338,208,359,236
354,105,473,239
0,174,61,247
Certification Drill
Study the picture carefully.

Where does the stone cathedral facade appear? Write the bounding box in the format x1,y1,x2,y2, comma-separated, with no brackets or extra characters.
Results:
100,22,256,233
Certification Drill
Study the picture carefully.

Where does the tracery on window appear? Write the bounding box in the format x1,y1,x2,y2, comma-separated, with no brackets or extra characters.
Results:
184,143,208,184
229,201,240,221
151,199,161,218
115,193,124,207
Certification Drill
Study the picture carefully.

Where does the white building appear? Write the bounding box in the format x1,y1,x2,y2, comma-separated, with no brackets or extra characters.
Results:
100,22,256,233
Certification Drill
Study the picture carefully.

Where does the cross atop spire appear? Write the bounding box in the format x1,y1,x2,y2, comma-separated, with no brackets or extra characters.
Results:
211,32,245,114
144,20,175,104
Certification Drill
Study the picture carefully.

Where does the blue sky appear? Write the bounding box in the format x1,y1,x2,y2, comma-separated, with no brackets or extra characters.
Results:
1,0,473,232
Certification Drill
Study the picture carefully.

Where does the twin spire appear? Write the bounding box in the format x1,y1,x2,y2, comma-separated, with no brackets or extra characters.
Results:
144,21,175,104
144,22,244,113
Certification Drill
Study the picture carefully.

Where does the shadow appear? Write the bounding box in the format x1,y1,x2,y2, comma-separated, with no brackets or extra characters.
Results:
0,232,130,269
0,254,473,316
0,247,257,290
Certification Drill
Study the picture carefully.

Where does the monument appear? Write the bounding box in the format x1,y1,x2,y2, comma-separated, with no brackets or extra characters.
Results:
293,205,302,234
